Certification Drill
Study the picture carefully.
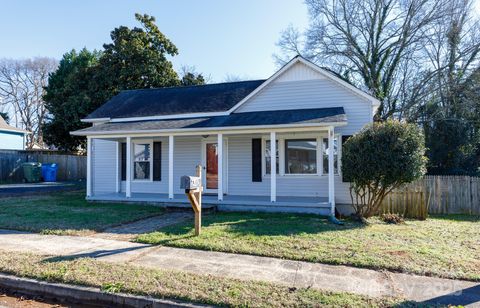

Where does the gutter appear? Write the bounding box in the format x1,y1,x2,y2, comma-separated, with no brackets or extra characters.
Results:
70,122,348,137
0,128,30,135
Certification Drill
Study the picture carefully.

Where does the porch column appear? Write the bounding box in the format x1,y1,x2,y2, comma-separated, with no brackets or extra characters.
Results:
217,133,223,201
328,126,335,216
270,131,276,202
86,137,92,197
115,141,121,193
168,135,174,199
126,136,132,198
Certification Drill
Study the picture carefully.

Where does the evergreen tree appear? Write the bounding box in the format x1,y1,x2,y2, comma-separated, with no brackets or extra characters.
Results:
44,14,184,150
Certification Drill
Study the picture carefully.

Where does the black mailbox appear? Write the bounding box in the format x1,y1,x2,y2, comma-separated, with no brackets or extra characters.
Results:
180,175,201,190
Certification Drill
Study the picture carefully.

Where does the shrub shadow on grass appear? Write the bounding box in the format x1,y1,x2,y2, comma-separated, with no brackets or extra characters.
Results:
141,212,365,242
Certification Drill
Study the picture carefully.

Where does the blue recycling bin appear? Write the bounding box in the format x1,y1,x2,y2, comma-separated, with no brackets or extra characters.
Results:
41,163,58,182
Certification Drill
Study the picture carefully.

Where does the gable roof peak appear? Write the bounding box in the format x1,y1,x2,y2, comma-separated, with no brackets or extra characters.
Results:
227,55,380,113
0,115,29,134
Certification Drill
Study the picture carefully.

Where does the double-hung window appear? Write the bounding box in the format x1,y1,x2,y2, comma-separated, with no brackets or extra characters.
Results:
285,139,317,174
322,137,339,174
262,135,341,177
265,140,279,174
133,142,152,180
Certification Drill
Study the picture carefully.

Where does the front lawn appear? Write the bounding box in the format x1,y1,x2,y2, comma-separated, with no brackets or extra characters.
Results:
0,191,164,235
137,212,480,281
0,250,412,307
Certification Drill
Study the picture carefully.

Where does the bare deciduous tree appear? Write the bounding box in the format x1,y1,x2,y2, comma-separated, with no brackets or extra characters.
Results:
276,0,451,119
0,58,57,149
410,0,480,119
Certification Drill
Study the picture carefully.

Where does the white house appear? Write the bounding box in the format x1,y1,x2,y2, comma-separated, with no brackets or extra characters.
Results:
0,116,29,150
71,56,380,215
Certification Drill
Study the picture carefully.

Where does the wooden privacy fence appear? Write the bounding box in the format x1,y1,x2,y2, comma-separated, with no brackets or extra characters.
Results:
0,150,86,182
381,175,480,217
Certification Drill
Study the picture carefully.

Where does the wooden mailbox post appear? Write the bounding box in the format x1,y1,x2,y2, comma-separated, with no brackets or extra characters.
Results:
181,165,203,236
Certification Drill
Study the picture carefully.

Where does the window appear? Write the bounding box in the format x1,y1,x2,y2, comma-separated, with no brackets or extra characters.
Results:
265,140,279,174
323,138,339,174
133,143,151,180
285,139,317,174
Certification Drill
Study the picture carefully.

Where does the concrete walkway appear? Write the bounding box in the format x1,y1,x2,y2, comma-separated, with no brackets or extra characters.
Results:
91,211,192,241
0,230,478,307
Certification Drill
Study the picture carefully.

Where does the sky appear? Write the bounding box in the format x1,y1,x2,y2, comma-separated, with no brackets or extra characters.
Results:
0,0,308,82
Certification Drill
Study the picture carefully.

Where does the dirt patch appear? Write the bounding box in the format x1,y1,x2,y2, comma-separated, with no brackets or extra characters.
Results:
0,289,68,308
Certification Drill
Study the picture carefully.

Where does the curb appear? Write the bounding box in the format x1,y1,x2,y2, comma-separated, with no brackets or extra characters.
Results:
0,273,209,308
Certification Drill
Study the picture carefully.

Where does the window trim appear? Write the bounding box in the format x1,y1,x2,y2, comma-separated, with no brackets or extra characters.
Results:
321,134,341,176
262,138,280,176
284,138,319,175
262,133,342,178
132,139,153,182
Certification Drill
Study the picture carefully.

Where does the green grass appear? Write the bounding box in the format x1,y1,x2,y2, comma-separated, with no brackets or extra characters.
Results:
0,191,164,235
0,250,415,307
137,212,480,281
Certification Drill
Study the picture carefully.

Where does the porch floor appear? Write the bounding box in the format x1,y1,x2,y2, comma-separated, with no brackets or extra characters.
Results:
88,193,330,214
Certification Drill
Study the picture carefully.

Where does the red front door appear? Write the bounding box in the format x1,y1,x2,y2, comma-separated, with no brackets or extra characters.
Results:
205,143,218,190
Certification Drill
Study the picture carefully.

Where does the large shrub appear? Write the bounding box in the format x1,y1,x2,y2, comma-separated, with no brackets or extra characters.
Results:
342,120,427,218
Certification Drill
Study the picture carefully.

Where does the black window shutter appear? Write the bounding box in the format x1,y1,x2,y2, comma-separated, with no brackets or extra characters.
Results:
153,142,162,181
252,138,262,182
121,143,126,181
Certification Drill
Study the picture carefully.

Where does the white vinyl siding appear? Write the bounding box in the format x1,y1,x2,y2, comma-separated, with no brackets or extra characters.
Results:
0,132,25,150
275,62,325,82
92,135,352,203
93,138,169,194
120,136,202,194
92,139,117,194
235,78,372,135
90,61,373,204
122,139,169,193
227,136,351,203
172,137,202,194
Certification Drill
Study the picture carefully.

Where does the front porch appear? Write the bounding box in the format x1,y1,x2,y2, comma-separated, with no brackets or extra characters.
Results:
84,121,345,216
88,193,330,215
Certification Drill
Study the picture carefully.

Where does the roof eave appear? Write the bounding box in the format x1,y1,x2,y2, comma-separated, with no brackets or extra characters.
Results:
81,118,111,123
0,128,30,134
70,121,348,137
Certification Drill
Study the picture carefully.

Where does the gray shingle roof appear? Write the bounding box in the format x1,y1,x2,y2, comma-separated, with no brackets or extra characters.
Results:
72,107,346,135
86,80,266,120
0,116,29,134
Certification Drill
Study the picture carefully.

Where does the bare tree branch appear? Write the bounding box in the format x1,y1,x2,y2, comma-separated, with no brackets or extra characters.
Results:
0,58,57,148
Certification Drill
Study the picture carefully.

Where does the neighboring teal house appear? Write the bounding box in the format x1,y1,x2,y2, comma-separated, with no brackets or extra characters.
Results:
0,116,29,150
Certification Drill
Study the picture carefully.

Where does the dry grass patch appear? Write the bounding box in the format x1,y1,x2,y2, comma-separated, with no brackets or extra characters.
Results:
0,250,412,307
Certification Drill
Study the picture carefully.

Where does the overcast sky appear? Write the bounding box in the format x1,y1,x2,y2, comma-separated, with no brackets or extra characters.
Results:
0,0,308,82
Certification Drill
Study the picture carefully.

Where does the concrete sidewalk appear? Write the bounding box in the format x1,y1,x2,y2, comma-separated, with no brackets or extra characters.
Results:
0,230,478,306
91,211,192,241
